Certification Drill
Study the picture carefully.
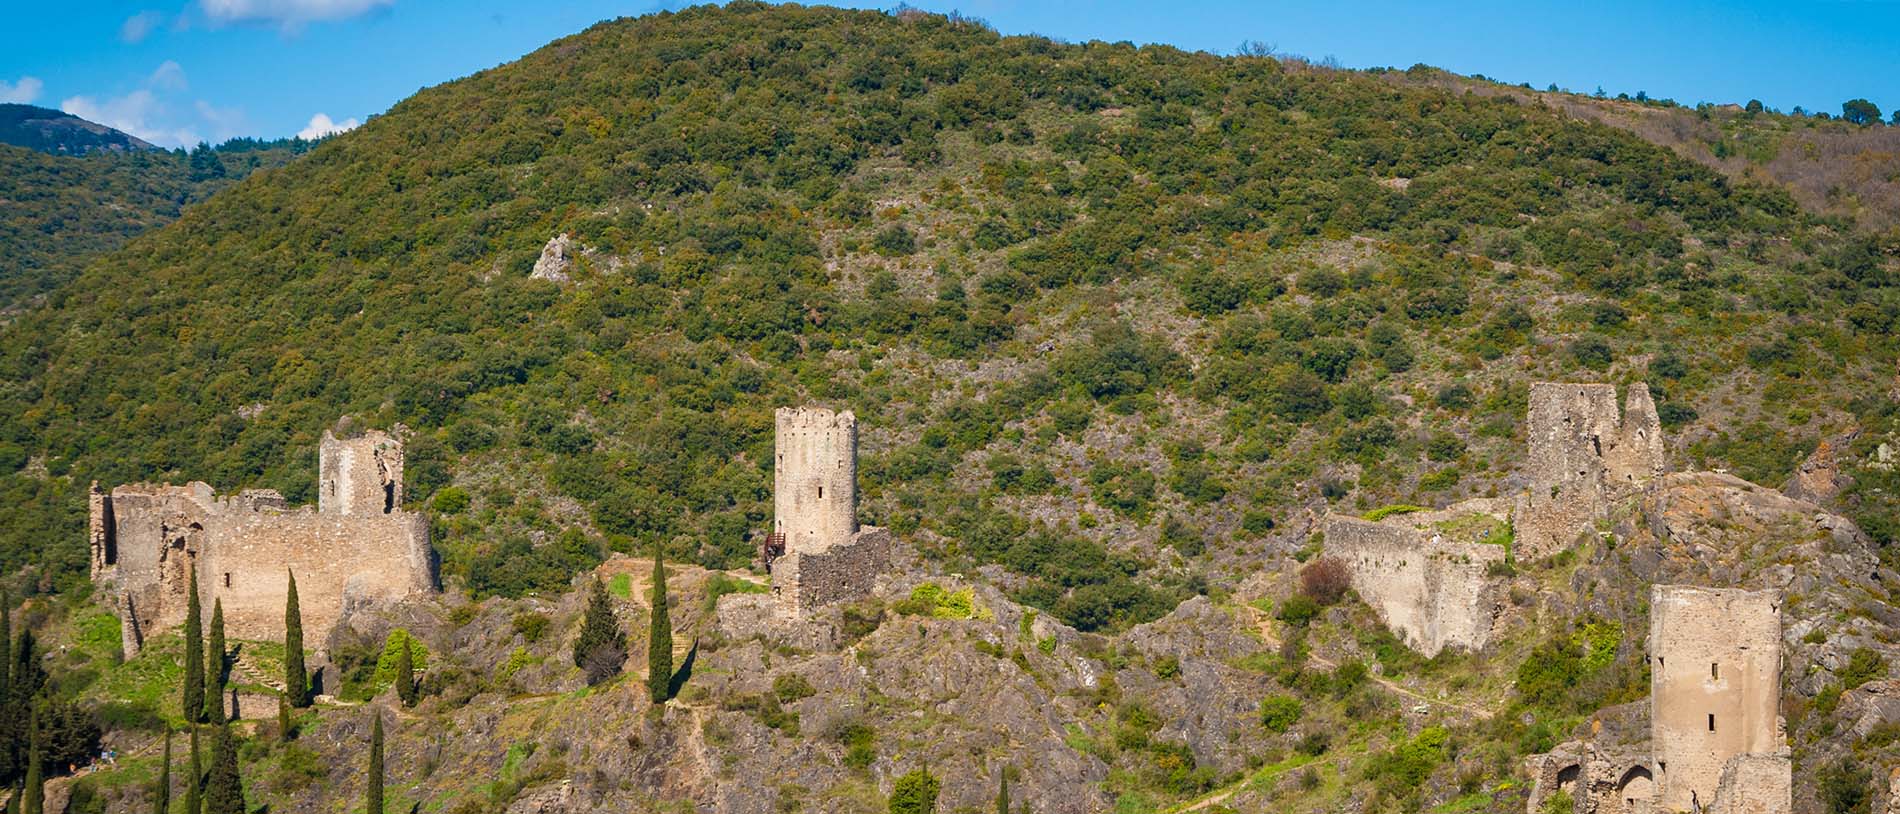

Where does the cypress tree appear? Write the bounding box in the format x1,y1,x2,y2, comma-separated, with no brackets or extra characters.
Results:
276,694,292,742
185,726,201,814
366,712,384,814
0,586,11,700
154,730,172,814
205,600,226,724
394,636,416,708
647,550,673,703
183,570,204,723
995,770,1009,814
22,707,42,814
202,726,243,814
285,570,307,707
572,577,624,685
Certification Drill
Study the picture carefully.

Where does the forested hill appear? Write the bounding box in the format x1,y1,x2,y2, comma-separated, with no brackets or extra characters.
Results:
0,103,155,154
0,140,303,310
3,4,1896,628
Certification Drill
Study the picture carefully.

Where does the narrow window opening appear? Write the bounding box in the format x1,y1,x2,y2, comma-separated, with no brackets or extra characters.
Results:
1711,662,1719,680
1707,714,1715,732
383,481,395,514
223,573,232,588
817,485,823,498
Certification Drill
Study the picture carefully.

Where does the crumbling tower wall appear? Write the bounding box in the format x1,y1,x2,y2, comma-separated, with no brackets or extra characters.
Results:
1649,585,1787,814
319,429,404,516
774,407,858,554
1517,383,1665,558
1322,502,1511,657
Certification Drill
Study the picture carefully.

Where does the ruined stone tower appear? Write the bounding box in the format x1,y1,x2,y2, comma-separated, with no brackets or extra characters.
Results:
1516,383,1666,558
773,407,858,554
91,423,433,658
320,429,404,516
768,406,890,615
1649,585,1789,814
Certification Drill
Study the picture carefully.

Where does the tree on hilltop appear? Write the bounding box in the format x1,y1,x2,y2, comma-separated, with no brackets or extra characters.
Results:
647,550,674,704
1842,98,1882,126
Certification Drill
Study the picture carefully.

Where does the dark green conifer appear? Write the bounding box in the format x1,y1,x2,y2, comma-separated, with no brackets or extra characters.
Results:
285,570,307,707
183,570,204,723
0,586,12,699
22,707,42,814
995,770,1009,814
647,551,673,704
205,600,226,724
394,636,416,707
572,577,625,686
202,726,243,814
154,730,172,814
277,693,292,742
185,726,201,814
366,712,384,814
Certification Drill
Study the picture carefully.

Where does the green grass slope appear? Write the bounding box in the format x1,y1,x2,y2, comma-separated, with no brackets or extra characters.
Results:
1,3,1896,632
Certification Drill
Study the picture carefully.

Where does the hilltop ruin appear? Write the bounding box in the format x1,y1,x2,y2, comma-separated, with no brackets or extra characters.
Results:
1325,381,1665,658
1525,586,1790,814
90,427,434,657
763,406,891,615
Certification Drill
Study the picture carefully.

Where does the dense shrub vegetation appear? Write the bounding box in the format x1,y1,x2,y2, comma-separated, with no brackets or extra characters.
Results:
0,3,1895,636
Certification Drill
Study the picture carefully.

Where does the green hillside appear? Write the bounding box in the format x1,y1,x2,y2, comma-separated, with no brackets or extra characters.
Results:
0,140,302,309
2,2,1896,630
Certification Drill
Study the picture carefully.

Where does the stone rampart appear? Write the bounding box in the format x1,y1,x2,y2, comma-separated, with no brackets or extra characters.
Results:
772,527,893,615
1322,503,1510,657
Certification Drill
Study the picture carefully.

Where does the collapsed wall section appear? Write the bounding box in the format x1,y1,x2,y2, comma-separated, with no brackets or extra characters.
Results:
1517,383,1665,559
1322,508,1509,657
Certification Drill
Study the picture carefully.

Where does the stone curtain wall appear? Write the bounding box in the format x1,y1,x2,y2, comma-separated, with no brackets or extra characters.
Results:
1649,585,1784,813
774,528,893,615
1322,510,1508,657
195,509,431,644
774,407,858,555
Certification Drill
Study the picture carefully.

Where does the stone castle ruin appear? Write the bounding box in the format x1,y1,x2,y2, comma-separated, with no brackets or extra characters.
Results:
1321,501,1512,657
1525,586,1789,814
763,407,892,615
1516,382,1665,559
90,427,434,657
1323,381,1666,659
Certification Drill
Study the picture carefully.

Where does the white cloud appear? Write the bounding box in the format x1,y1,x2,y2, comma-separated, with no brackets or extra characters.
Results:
194,100,249,142
121,11,166,44
57,61,235,149
149,60,188,92
61,90,200,147
200,0,392,29
0,76,44,104
296,112,359,140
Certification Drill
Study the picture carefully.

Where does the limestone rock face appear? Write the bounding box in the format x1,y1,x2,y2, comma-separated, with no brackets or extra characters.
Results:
1119,597,1277,775
1784,430,1857,505
530,234,575,283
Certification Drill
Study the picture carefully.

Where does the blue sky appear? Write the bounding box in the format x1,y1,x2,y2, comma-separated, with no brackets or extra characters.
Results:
2,0,1896,148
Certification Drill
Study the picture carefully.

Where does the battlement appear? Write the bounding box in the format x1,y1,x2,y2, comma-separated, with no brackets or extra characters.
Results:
90,423,433,657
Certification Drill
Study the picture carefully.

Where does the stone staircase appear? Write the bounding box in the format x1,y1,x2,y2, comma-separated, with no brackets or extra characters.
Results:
230,645,287,694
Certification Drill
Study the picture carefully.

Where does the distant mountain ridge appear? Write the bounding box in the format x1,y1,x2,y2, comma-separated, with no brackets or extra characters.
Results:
0,103,157,155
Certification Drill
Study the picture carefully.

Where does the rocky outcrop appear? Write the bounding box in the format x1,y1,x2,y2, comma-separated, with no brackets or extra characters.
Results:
530,234,576,283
